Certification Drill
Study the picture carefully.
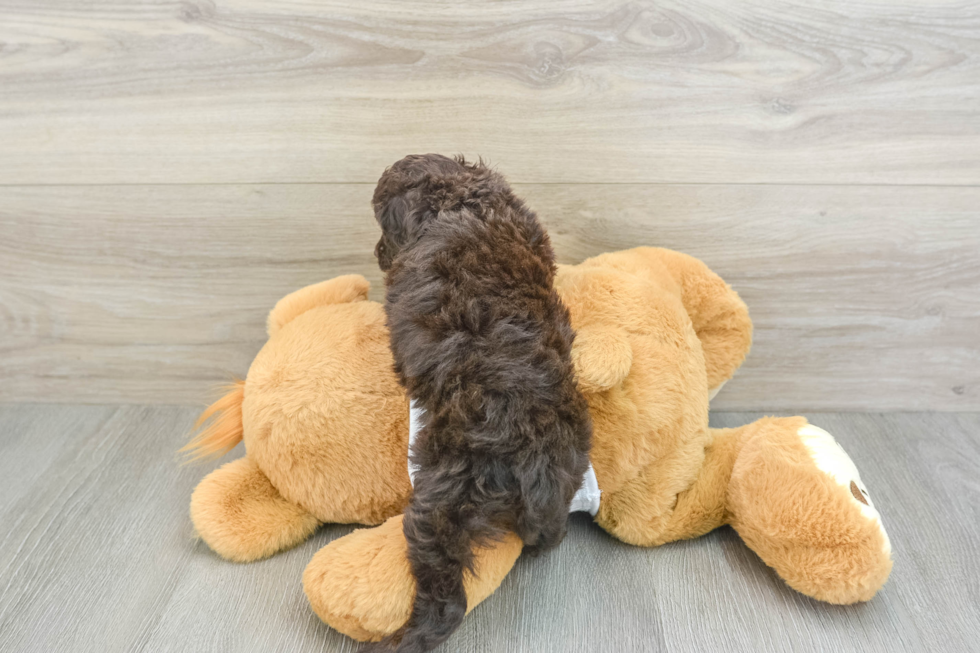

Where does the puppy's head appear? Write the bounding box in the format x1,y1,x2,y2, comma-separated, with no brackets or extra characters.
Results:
372,154,507,271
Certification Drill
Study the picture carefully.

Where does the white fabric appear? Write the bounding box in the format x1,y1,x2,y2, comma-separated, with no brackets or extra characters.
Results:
407,400,425,482
408,400,601,516
568,462,602,516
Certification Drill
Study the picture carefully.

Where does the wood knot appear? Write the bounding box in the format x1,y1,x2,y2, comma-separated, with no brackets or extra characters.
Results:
531,42,567,82
179,1,213,22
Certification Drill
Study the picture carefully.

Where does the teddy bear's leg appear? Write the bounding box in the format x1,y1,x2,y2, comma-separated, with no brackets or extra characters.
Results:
303,515,523,642
643,426,745,544
601,419,892,604
725,417,893,604
595,426,741,547
190,456,320,562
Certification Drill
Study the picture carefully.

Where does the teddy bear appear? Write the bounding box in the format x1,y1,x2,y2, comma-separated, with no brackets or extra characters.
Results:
185,247,892,643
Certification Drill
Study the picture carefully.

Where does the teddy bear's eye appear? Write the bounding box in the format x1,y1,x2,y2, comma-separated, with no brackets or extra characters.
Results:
850,481,869,505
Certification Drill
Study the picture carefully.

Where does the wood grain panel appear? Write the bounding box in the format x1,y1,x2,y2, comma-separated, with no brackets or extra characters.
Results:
0,0,978,184
0,404,361,653
0,184,383,405
1,406,978,651
525,183,980,412
1,183,977,409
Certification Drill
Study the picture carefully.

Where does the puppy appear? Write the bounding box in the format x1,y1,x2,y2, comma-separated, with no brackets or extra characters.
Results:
365,154,592,652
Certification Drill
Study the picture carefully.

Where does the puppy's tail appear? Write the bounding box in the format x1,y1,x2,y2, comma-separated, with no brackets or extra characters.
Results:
362,487,477,653
179,380,245,461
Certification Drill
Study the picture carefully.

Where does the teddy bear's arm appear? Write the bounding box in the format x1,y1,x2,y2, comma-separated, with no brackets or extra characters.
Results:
570,325,633,393
266,274,370,337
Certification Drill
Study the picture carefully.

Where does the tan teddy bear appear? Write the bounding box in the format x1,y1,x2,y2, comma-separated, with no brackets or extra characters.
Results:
186,247,892,643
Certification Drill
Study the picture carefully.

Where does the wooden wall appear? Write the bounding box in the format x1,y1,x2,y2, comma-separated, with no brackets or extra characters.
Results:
1,1,978,409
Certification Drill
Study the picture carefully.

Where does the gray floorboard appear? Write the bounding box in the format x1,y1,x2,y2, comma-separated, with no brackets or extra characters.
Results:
0,406,977,652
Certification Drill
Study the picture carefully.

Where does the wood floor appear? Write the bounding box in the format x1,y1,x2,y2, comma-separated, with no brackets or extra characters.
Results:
0,405,977,653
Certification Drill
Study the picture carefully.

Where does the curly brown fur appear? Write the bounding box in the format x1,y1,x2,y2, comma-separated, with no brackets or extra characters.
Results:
362,154,592,653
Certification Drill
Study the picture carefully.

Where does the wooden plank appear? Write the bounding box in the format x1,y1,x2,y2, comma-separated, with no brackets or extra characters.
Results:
0,184,383,405
0,406,978,651
0,0,978,184
1,183,977,410
528,183,980,412
0,404,366,652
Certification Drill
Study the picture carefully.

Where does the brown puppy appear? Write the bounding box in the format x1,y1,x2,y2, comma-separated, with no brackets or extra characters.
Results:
363,154,592,652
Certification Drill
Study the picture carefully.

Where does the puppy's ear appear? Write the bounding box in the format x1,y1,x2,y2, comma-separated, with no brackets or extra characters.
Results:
376,193,411,238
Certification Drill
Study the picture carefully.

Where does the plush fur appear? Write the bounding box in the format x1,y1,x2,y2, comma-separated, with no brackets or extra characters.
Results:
190,456,319,562
185,247,893,644
180,380,245,460
367,155,591,652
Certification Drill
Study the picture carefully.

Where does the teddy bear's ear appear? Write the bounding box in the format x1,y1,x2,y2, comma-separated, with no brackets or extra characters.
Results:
267,275,370,338
571,325,633,394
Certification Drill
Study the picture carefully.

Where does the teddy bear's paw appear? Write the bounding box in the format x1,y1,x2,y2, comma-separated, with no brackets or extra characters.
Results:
303,516,525,642
303,517,414,642
796,424,891,557
190,457,320,562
